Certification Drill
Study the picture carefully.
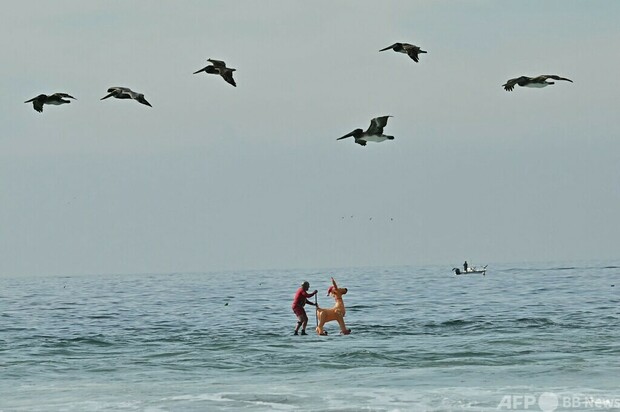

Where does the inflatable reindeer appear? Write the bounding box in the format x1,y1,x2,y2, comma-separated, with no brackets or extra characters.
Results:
316,277,351,335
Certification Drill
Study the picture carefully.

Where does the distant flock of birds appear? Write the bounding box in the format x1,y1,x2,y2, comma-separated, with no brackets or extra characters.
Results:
24,42,573,147
24,57,237,112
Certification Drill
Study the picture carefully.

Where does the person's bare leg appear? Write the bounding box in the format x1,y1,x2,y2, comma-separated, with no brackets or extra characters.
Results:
294,320,302,335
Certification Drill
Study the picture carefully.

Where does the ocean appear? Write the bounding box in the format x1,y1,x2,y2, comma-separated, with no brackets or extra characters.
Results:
1,261,619,411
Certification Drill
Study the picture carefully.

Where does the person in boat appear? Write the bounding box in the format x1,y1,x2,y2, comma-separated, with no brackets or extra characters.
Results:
463,261,469,272
292,281,317,335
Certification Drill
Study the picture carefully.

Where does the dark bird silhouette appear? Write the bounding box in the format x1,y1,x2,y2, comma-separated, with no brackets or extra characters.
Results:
337,116,394,146
24,93,75,113
193,58,237,87
502,75,573,91
379,42,427,62
100,87,152,107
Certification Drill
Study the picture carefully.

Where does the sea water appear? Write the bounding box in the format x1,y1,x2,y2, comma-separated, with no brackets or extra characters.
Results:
1,261,619,411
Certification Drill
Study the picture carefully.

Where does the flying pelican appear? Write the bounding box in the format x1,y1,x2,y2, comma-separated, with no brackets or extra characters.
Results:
379,42,427,62
337,116,394,146
24,93,75,113
100,87,152,107
502,75,573,91
193,58,237,87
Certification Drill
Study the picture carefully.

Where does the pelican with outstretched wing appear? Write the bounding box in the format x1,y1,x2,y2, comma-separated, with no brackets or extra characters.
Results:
24,93,76,113
193,58,237,87
379,42,427,63
502,75,573,91
337,116,394,147
100,87,152,107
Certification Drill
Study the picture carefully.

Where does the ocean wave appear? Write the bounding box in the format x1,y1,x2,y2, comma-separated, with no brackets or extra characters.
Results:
504,264,620,273
423,318,495,330
514,317,557,327
38,335,115,348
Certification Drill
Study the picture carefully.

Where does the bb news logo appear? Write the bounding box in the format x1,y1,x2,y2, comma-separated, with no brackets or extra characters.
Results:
498,392,620,411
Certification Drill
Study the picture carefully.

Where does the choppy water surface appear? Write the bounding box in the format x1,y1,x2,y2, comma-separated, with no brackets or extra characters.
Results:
1,262,619,411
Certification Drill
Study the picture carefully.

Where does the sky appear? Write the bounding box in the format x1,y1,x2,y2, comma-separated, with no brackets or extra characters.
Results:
2,1,620,277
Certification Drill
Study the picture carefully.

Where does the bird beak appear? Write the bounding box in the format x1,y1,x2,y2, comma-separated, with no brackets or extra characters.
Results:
100,92,114,100
378,46,392,52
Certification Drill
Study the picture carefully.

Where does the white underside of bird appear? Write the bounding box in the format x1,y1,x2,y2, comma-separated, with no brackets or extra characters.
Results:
524,83,549,88
362,134,393,143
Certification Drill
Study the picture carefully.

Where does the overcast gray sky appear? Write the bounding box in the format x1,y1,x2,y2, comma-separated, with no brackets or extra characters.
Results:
2,1,619,277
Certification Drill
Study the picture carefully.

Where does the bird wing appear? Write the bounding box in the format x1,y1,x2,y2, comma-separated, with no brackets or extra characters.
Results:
31,100,44,112
125,89,141,99
366,116,391,135
220,69,237,87
137,95,152,107
25,95,46,112
208,59,227,68
54,93,76,99
406,48,420,62
530,75,550,83
109,87,134,95
502,76,527,91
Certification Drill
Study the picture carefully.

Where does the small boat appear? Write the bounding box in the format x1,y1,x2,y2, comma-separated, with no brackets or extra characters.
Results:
452,265,487,275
